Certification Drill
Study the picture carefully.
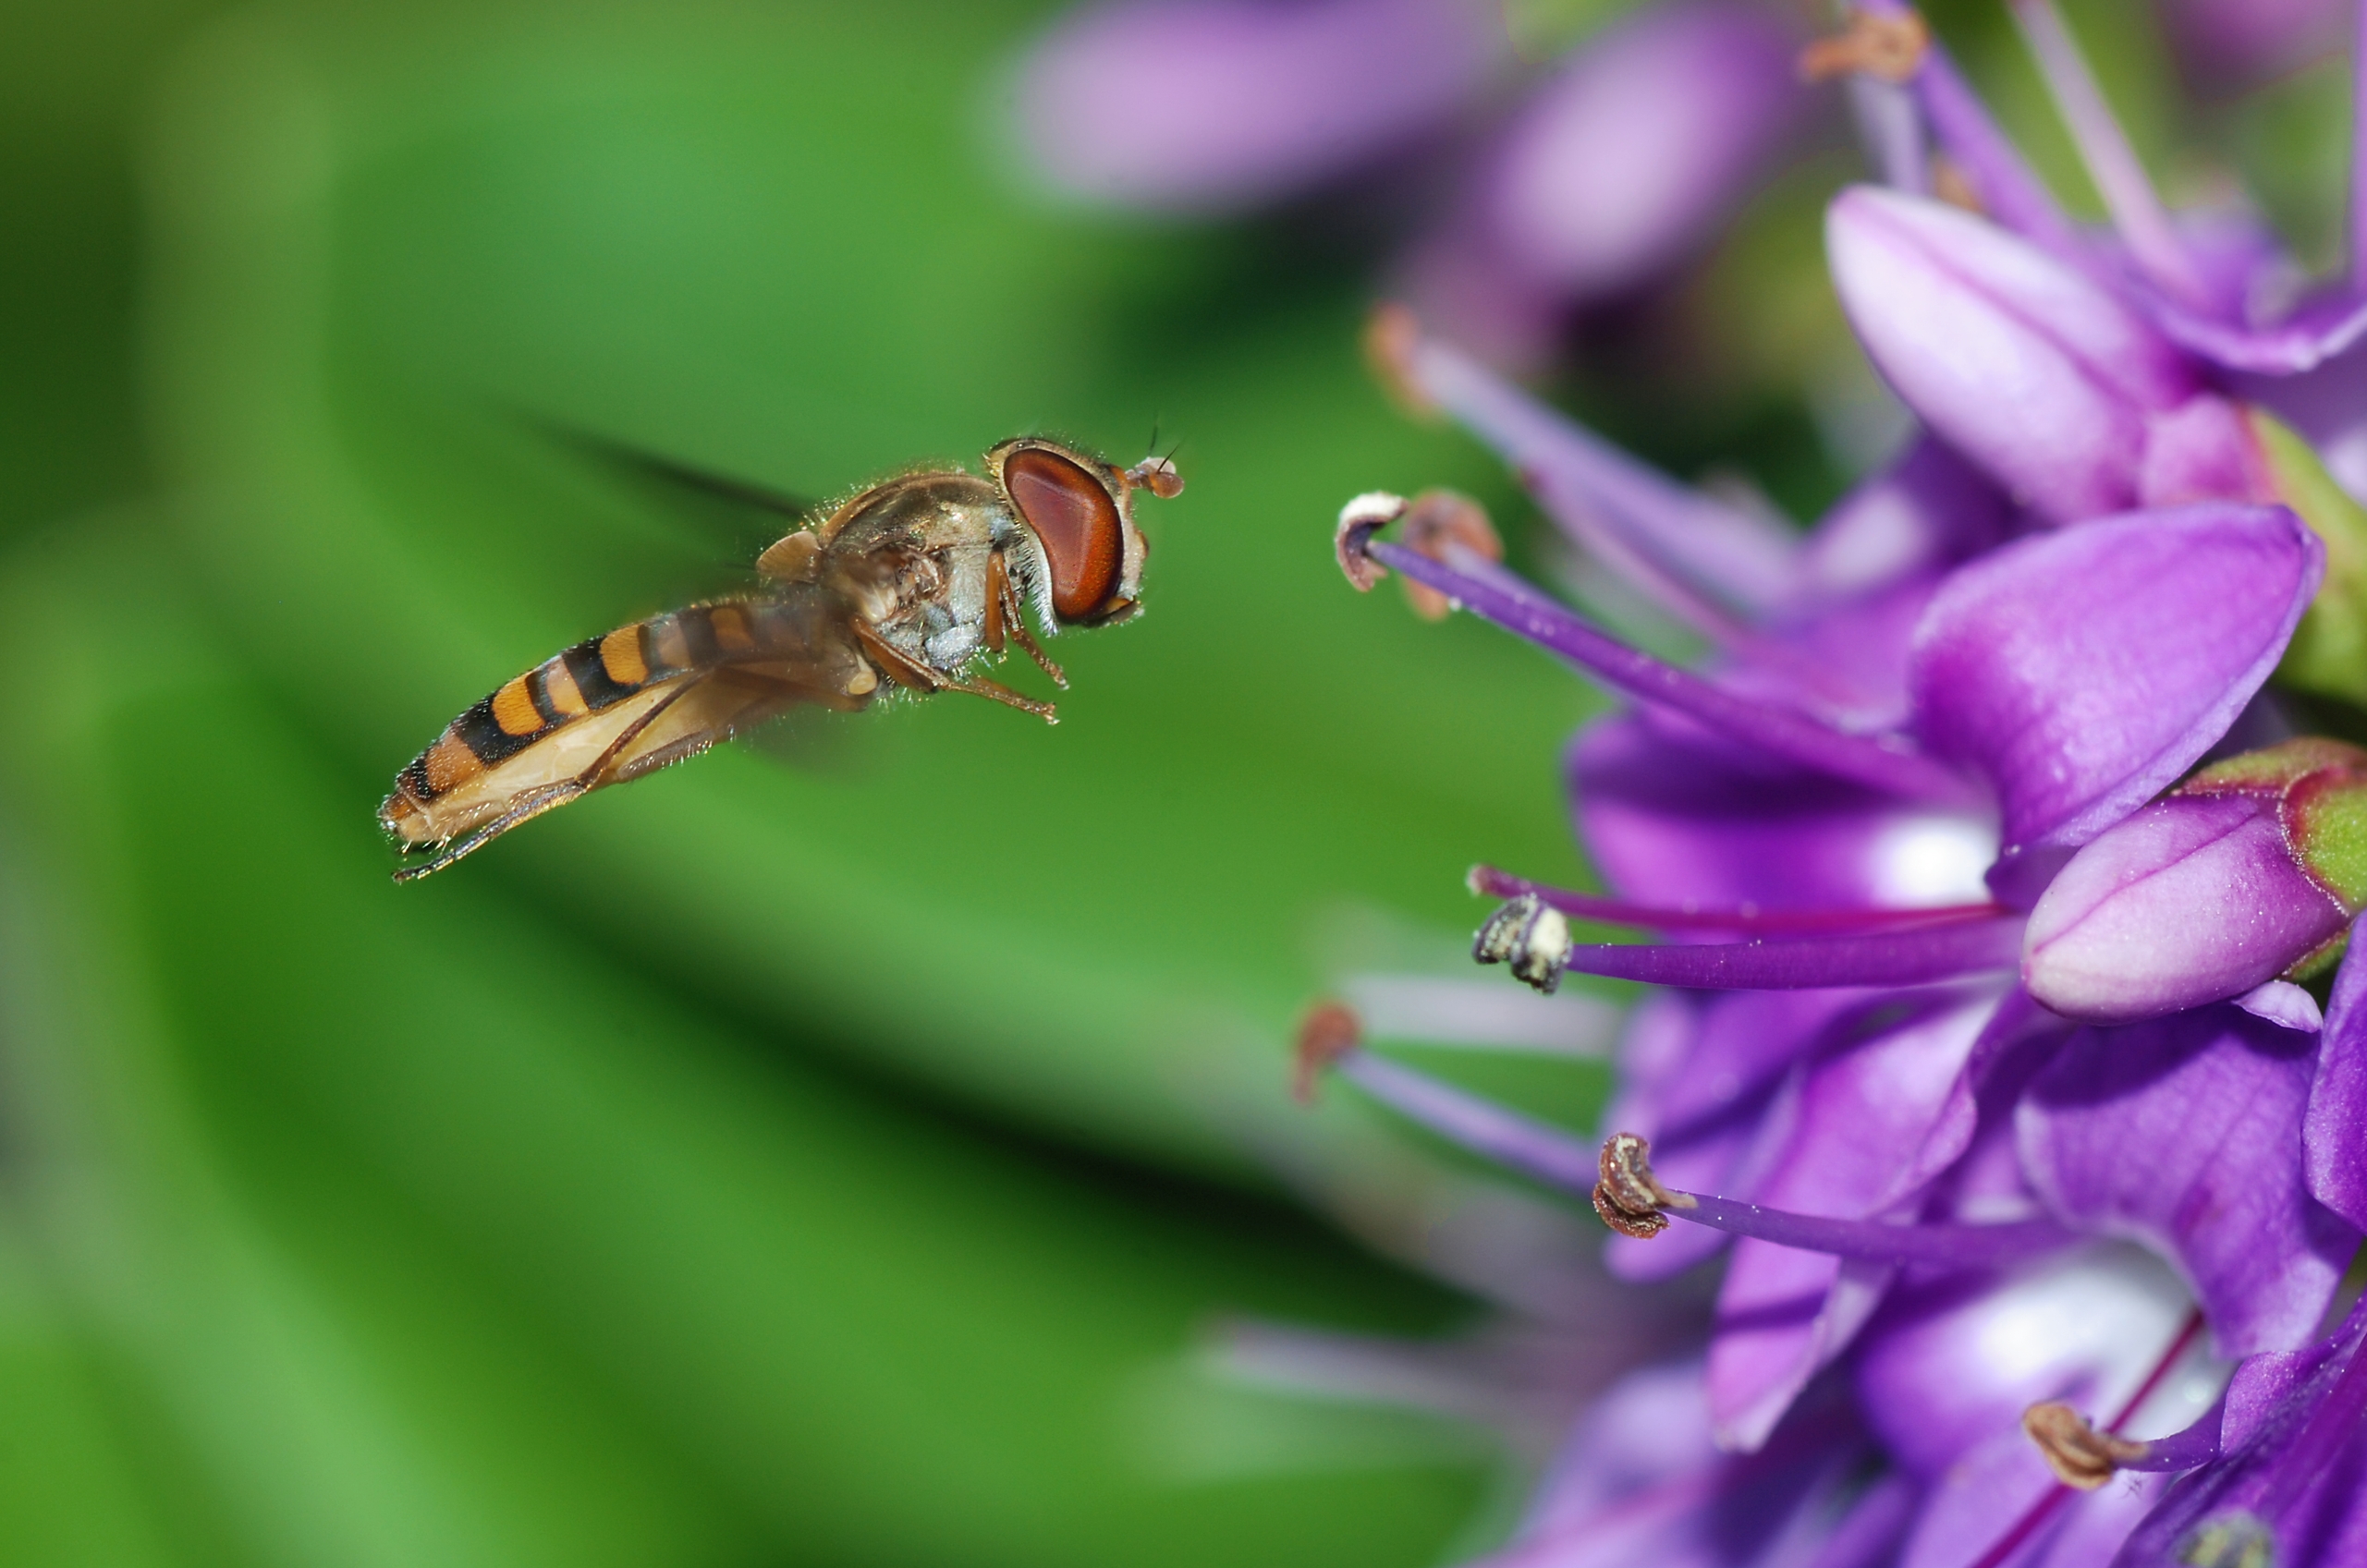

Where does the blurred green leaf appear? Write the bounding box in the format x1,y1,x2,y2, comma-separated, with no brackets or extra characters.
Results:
0,506,1493,1566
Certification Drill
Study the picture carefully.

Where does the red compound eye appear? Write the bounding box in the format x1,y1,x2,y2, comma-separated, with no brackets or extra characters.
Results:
1005,447,1122,621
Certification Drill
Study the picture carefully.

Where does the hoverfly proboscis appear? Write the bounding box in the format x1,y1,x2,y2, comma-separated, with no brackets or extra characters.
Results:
379,435,1182,881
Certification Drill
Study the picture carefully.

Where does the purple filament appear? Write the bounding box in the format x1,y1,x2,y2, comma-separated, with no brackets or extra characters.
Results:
1558,918,2025,991
1472,865,2005,937
1365,539,1970,802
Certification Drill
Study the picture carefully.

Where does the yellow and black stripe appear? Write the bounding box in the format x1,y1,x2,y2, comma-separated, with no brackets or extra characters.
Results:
389,601,775,813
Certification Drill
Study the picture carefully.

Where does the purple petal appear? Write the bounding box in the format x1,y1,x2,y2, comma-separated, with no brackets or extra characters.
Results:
1559,918,2023,991
1007,0,1500,213
2016,1006,2361,1355
1707,994,1997,1448
1826,186,2196,523
1795,435,2020,606
1571,714,1997,913
1498,1363,1883,1568
1855,1246,2202,1480
1479,1,1806,298
2304,934,2367,1229
1367,539,1971,800
2237,979,2324,1033
2109,1295,2367,1568
2154,283,2367,376
2021,792,2350,1023
1908,504,2323,857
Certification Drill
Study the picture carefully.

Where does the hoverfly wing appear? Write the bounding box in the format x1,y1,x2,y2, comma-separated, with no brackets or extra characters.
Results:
531,419,816,522
381,592,873,881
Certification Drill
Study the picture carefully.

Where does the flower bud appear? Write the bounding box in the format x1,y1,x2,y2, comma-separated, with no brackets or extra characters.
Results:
2023,738,2367,1022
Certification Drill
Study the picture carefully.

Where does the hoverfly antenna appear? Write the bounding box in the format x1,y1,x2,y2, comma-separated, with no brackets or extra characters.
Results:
1124,452,1185,500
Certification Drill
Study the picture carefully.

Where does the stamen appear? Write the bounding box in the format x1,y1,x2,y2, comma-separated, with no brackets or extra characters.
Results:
1293,1001,1362,1105
1394,491,1502,621
1591,1130,1694,1239
2007,0,2207,307
1853,0,2089,263
1473,909,2023,995
1472,893,1572,994
1799,7,1930,85
1594,1134,2071,1266
1346,529,1970,802
2021,1402,2148,1489
1361,308,1795,632
1470,864,2005,936
1970,1309,2210,1568
1335,492,1402,593
1300,1041,1604,1195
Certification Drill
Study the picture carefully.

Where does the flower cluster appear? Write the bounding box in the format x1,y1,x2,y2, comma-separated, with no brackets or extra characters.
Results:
1283,4,2367,1565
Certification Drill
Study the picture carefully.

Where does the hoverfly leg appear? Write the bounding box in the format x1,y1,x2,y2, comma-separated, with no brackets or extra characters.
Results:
992,553,1067,688
852,620,1057,724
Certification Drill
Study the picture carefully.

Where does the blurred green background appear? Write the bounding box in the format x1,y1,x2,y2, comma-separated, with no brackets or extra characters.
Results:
0,0,2352,1562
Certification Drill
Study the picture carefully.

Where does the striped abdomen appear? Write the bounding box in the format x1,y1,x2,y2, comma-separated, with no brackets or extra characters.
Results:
381,593,864,850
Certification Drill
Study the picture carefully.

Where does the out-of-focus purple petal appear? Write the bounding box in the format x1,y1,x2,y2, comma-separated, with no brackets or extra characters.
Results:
1571,714,1996,914
1496,1364,1883,1568
1796,436,2020,605
2017,1006,2360,1356
2304,935,2367,1229
1826,186,2199,523
1908,505,2322,857
1480,1,1806,298
1707,995,1995,1449
2022,793,2350,1023
2156,0,2349,96
2154,285,2367,375
1007,0,1501,213
1856,1246,2199,1480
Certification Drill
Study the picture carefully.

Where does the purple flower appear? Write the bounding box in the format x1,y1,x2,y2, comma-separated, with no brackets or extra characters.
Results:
2157,0,2350,94
1007,0,1505,213
1007,0,1812,364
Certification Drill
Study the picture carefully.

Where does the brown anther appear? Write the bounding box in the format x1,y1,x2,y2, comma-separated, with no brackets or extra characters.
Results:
1293,1002,1362,1105
1932,154,1983,213
1124,455,1186,500
1799,8,1931,85
1336,492,1407,592
2021,1402,2147,1490
1363,302,1437,418
1397,490,1502,621
1591,1131,1695,1239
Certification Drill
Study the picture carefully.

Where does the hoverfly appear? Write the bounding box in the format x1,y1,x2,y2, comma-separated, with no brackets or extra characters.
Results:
379,435,1182,881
